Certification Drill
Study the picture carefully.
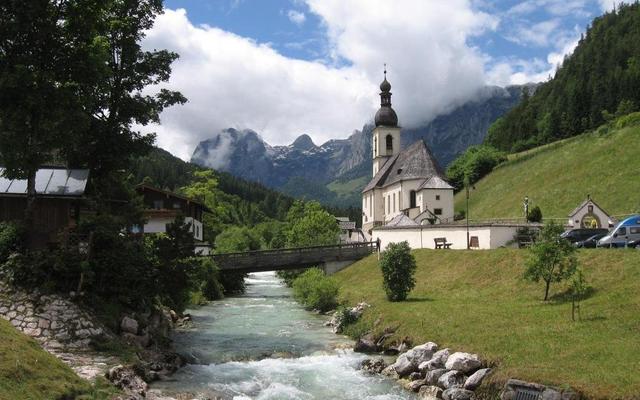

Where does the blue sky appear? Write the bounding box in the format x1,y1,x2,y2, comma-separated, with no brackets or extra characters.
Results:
149,1,621,159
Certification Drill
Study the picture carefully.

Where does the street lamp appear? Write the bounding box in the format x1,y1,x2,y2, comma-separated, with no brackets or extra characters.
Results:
465,178,474,250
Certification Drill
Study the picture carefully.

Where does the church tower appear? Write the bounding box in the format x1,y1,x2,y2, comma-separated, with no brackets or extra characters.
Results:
372,68,401,176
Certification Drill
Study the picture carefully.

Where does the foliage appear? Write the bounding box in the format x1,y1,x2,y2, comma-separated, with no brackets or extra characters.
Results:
527,205,543,223
485,3,640,152
446,145,507,191
286,200,340,247
291,268,339,312
0,222,22,263
524,221,578,301
614,111,640,129
334,248,640,398
214,226,261,295
379,241,417,301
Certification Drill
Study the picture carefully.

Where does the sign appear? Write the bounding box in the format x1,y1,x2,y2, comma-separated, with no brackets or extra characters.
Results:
339,221,356,230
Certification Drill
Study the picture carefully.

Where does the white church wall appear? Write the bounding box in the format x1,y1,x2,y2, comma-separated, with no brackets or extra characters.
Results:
382,183,402,222
373,225,520,250
418,189,455,223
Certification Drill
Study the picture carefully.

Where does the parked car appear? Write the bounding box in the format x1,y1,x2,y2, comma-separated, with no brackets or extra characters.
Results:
574,233,608,248
597,215,640,248
561,228,608,243
627,239,640,249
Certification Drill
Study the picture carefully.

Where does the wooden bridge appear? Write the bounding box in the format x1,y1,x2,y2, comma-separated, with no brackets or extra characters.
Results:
211,241,377,274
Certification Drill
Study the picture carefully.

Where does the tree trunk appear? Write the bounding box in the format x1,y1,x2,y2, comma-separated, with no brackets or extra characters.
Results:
24,168,38,249
544,280,551,301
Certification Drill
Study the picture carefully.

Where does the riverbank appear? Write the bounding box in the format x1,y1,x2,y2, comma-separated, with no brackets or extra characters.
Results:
333,248,640,399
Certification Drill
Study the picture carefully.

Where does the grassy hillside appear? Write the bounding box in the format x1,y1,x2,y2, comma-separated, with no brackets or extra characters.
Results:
0,319,118,399
335,249,640,399
0,319,92,400
454,125,640,220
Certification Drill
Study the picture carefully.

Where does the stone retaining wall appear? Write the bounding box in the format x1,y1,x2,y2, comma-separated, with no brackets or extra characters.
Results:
0,280,109,351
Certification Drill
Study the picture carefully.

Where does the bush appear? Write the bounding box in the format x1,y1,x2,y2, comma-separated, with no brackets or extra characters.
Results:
527,206,543,223
380,241,417,301
614,111,640,130
0,222,23,263
291,268,339,312
446,145,507,191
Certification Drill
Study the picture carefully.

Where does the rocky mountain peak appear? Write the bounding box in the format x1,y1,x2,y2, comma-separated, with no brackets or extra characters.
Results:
291,134,316,151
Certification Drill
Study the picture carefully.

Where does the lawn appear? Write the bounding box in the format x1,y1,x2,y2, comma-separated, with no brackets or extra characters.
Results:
0,318,116,400
334,249,640,399
453,126,640,220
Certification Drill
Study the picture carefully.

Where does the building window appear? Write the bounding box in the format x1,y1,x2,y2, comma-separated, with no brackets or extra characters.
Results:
410,190,417,208
374,136,377,156
393,193,396,212
436,195,440,201
153,200,163,209
434,208,443,215
387,196,390,214
386,134,393,151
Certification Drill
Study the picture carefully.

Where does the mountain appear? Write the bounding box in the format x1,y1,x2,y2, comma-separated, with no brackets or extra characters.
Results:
191,84,527,207
485,3,640,152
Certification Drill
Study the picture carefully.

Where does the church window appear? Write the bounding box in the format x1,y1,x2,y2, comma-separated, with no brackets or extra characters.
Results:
410,191,417,208
434,208,443,215
436,195,440,201
386,135,393,151
374,137,377,156
393,193,396,212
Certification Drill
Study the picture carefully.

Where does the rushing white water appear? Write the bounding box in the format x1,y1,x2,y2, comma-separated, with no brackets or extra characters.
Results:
152,272,416,400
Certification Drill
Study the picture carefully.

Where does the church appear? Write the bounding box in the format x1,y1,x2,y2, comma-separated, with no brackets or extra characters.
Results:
362,72,454,236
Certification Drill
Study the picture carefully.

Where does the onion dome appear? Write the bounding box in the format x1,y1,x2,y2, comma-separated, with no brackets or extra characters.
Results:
374,68,398,127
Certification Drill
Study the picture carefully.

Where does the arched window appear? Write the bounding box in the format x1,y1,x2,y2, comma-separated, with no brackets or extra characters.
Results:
373,136,377,156
386,134,393,151
410,190,417,209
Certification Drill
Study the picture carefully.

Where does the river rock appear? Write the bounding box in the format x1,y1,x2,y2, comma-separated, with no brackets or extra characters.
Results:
445,352,482,374
443,388,475,400
122,332,150,348
408,378,428,392
409,371,423,381
354,334,378,353
361,357,387,374
438,370,465,389
381,365,399,380
464,368,491,390
106,365,147,398
419,385,443,400
120,316,139,335
392,342,438,377
419,348,450,371
425,368,448,385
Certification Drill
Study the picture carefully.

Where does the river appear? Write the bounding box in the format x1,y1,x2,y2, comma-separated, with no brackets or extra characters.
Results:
152,272,416,400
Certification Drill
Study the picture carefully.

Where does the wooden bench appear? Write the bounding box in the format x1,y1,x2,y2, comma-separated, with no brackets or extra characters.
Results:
434,237,452,249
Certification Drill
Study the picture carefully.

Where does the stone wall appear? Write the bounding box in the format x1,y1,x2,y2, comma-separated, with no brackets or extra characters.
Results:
0,280,109,352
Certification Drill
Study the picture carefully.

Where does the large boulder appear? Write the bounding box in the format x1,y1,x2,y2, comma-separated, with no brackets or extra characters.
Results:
408,378,428,392
392,342,439,377
120,316,139,335
106,365,147,399
464,368,492,390
418,385,443,400
443,388,476,400
419,348,451,371
425,368,448,385
381,365,399,380
354,334,378,353
437,370,465,390
445,352,482,374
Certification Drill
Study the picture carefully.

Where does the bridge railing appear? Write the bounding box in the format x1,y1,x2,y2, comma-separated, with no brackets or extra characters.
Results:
212,241,376,258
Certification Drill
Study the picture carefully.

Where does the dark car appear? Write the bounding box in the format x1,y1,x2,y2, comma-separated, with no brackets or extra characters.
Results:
561,228,609,243
574,233,607,248
627,239,640,249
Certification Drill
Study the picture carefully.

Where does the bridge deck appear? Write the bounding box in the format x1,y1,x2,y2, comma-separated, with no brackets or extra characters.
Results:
212,241,377,273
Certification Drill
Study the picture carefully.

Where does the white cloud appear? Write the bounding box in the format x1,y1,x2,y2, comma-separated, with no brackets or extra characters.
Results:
287,10,306,26
144,2,499,160
505,19,561,47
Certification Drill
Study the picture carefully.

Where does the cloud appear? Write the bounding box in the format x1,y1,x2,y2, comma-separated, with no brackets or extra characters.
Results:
505,19,561,47
287,10,306,26
143,2,498,160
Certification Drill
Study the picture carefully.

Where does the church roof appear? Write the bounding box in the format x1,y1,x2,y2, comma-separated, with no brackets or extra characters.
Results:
567,197,611,218
363,140,447,192
385,213,419,228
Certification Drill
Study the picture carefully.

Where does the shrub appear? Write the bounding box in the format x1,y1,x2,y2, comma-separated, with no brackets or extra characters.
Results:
0,222,23,263
527,206,543,222
380,241,417,301
446,145,507,191
292,268,339,312
614,111,640,130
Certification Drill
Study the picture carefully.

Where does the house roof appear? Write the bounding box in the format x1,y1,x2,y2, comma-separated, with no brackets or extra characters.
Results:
363,140,448,192
0,168,89,198
567,197,611,218
136,184,212,213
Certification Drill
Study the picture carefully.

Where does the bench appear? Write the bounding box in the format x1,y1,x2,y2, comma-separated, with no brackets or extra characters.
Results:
434,237,452,249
